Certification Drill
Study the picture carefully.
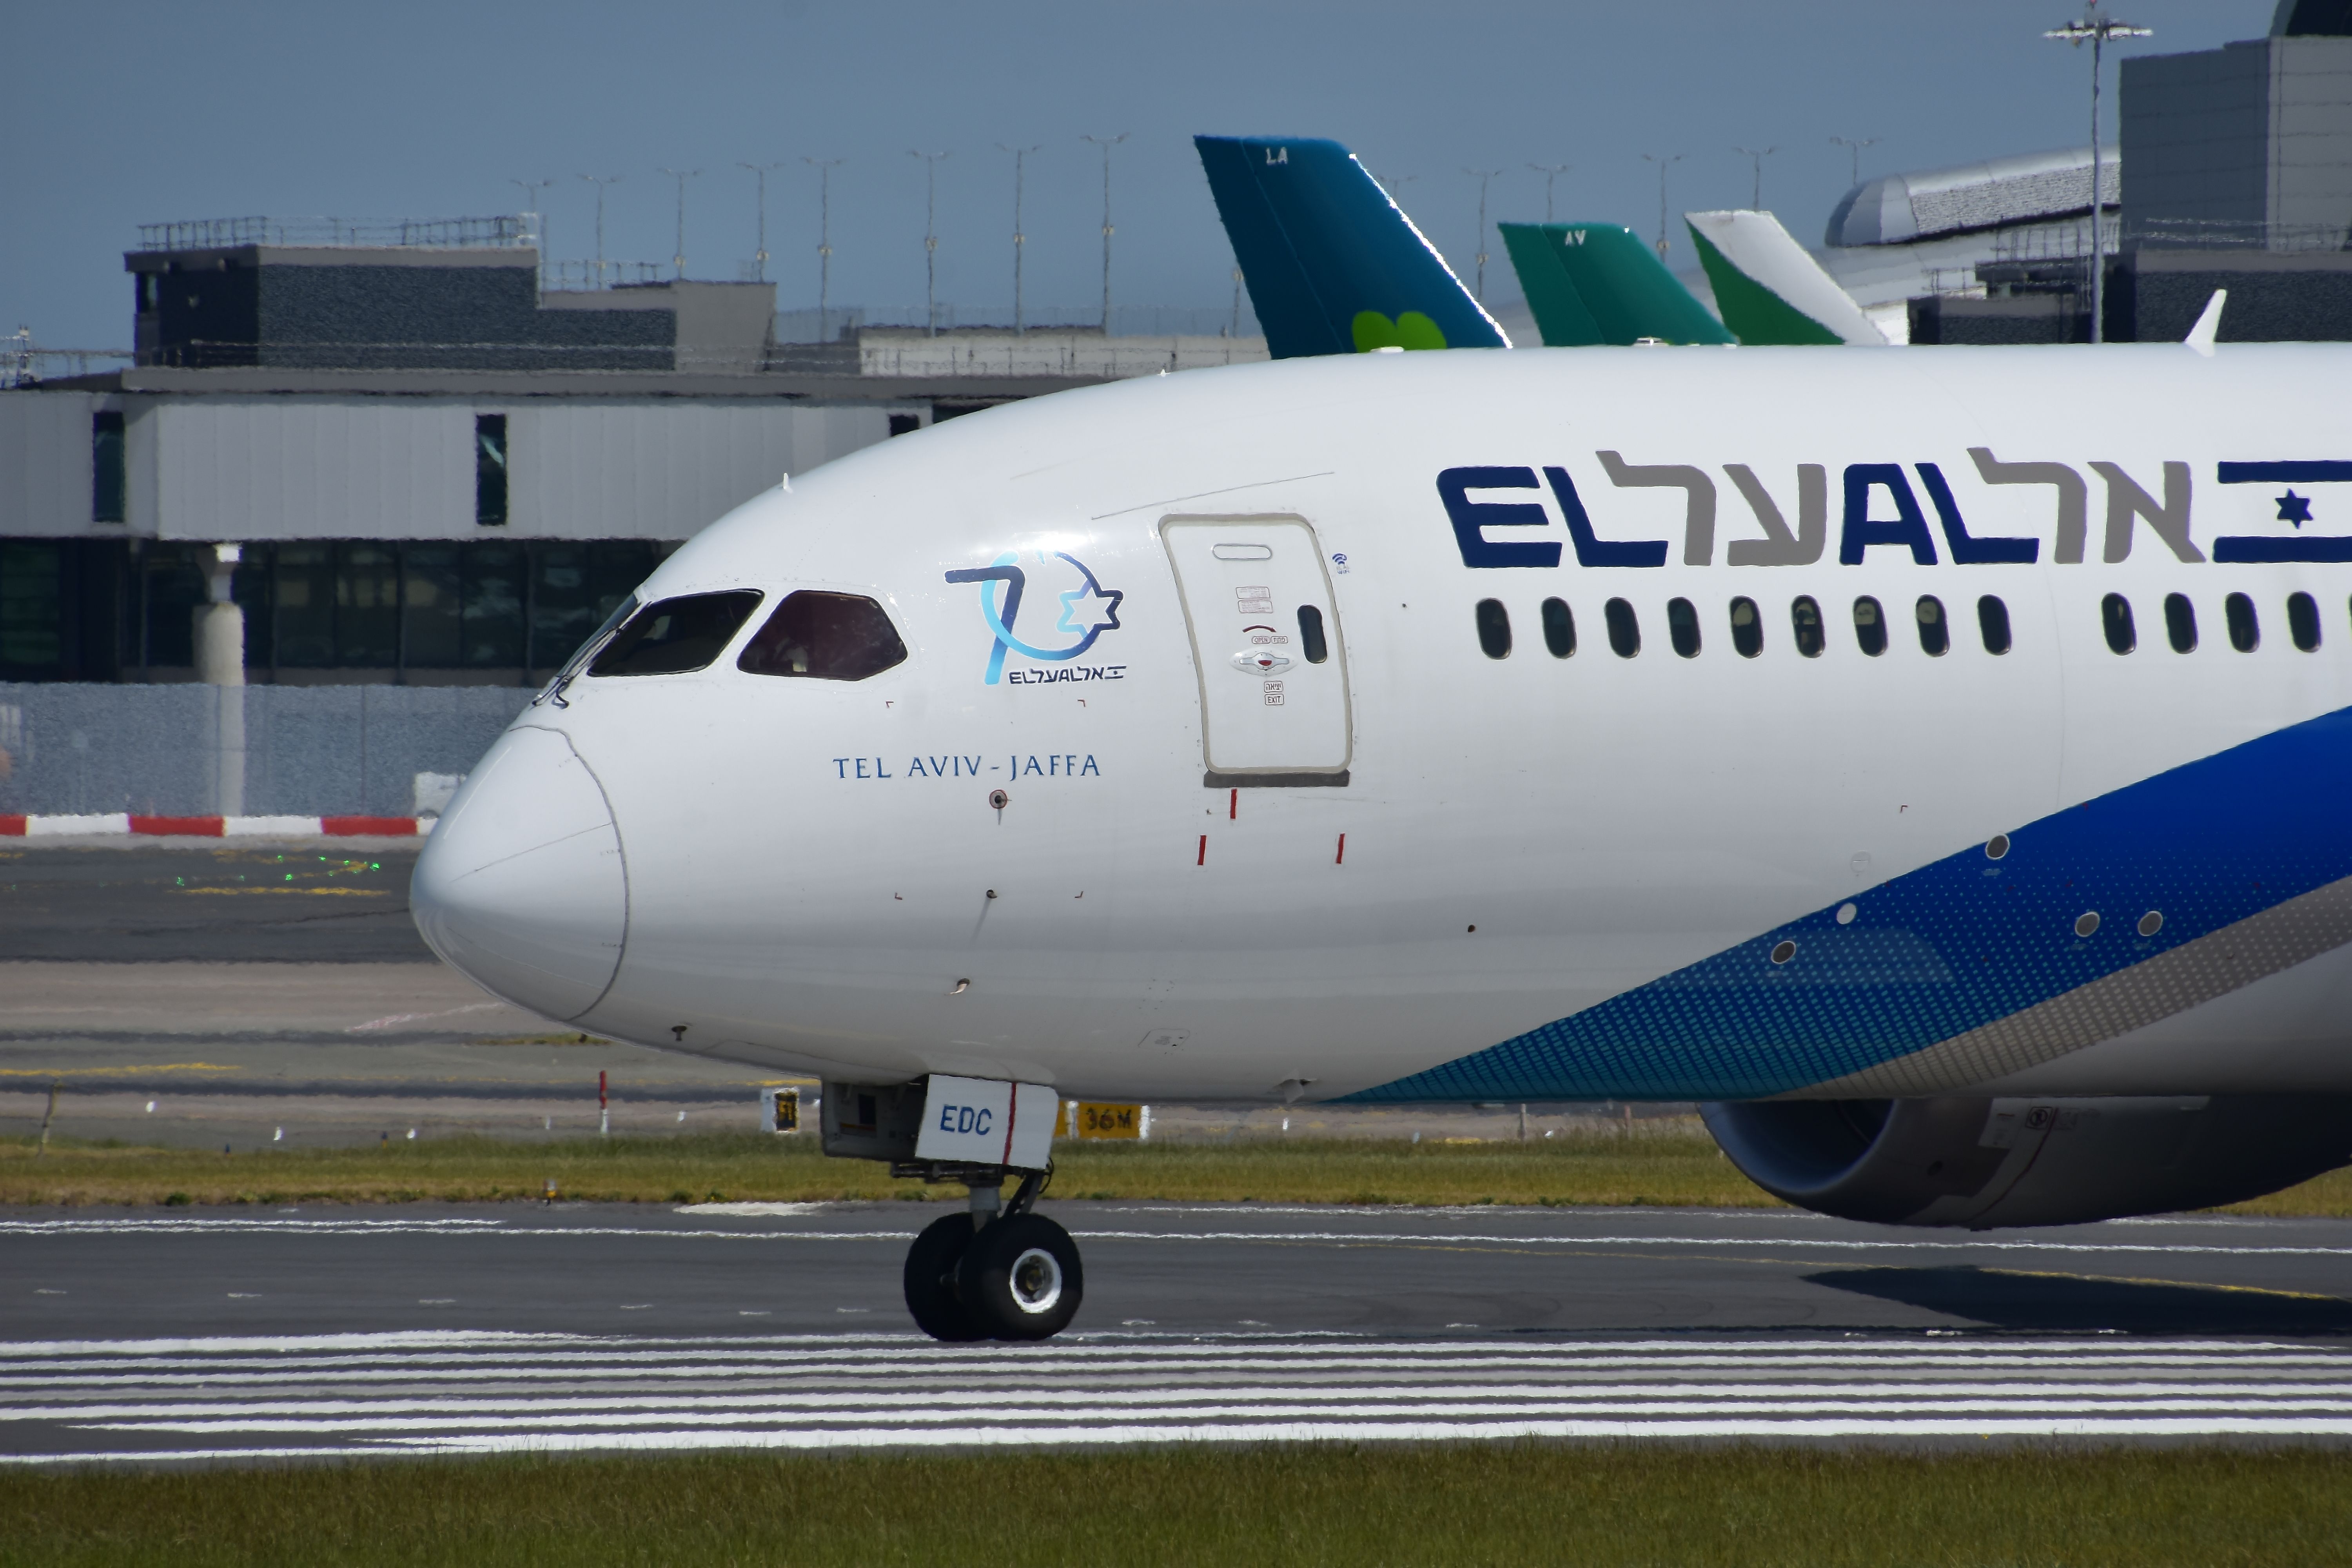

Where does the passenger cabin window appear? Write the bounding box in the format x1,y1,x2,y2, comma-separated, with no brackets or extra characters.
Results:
1604,597,1641,658
1541,597,1575,657
1667,597,1701,658
2225,592,2259,652
1474,598,1512,659
1297,604,1329,664
2288,591,2321,652
1915,595,1948,656
1729,596,1763,658
1790,595,1824,658
590,590,764,676
738,590,909,680
1853,596,1887,657
2165,592,2198,653
1977,595,2012,655
2101,592,2136,654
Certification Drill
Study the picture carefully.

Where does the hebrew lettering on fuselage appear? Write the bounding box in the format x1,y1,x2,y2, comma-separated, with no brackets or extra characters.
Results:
1437,453,2348,569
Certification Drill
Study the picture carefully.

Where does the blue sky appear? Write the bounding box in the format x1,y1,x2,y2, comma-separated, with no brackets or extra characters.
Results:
3,0,2263,348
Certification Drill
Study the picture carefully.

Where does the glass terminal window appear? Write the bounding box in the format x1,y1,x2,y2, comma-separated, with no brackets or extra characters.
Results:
91,413,126,524
474,415,509,528
591,590,764,677
738,590,909,681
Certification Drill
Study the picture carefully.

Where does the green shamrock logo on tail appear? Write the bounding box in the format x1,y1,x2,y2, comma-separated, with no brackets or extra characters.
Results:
1352,310,1449,352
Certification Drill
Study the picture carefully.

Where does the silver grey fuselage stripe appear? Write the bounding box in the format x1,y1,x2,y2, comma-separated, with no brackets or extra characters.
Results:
1806,871,2352,1096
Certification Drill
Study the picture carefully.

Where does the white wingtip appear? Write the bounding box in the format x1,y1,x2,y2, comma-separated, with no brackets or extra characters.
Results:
2185,289,2227,356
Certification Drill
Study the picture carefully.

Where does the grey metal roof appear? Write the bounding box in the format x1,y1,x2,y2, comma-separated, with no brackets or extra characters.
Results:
1826,147,2120,247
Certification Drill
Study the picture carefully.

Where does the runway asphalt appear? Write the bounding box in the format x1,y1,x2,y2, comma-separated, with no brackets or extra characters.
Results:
7,1200,2352,1461
0,842,782,1143
0,843,430,963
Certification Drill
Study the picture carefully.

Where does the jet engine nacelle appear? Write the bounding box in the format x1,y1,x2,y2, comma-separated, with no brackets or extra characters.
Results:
1700,1095,2352,1229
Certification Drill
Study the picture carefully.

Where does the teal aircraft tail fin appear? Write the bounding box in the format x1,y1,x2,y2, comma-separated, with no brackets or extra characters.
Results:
1499,222,1734,347
1684,210,1887,347
1194,135,1508,359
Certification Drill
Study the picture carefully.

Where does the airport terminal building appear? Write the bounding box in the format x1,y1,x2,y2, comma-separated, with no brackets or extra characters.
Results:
0,223,1265,686
1833,3,2352,345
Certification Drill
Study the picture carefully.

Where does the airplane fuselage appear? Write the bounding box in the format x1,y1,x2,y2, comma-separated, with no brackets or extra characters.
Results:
415,344,2352,1108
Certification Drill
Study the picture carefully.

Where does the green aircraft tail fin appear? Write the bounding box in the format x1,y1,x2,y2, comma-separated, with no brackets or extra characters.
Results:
1684,210,1886,347
1499,222,1733,347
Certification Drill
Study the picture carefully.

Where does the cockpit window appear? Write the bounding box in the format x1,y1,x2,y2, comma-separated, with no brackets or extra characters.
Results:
532,592,637,707
738,590,909,681
589,591,764,677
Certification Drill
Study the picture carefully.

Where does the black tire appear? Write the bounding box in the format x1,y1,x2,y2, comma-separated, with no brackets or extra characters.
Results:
956,1213,1083,1341
903,1212,985,1341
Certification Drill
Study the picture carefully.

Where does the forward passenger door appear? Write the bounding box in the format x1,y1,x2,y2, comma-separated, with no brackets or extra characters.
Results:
1161,515,1352,786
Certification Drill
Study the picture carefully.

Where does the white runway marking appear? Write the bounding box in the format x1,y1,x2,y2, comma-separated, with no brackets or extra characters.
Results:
5,1332,2352,1463
344,1003,506,1033
10,1214,2352,1263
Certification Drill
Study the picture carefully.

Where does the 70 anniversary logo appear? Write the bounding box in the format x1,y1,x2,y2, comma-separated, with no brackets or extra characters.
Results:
945,550,1126,685
1443,454,2352,568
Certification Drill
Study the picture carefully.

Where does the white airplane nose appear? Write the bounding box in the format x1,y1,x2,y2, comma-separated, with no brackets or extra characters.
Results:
411,725,627,1022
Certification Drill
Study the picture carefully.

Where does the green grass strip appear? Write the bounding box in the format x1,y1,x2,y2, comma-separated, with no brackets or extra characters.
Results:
4,1127,2348,1215
0,1126,1767,1208
2,1445,2348,1566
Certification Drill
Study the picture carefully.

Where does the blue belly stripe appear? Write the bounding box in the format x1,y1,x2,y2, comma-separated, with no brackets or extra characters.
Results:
1346,705,2352,1102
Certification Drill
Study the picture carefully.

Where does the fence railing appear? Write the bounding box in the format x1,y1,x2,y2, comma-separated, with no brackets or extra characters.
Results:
775,303,1261,343
539,260,673,292
2,331,135,388
2127,216,2352,252
136,216,531,252
0,684,530,818
854,335,1270,379
130,338,679,372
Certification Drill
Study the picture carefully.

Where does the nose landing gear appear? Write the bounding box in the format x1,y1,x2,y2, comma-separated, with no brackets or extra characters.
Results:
901,1167,1083,1341
817,1076,1082,1341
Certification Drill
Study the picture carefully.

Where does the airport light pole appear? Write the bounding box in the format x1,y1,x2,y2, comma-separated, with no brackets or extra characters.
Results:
1465,168,1503,301
1641,153,1683,261
910,150,951,336
739,162,785,283
508,178,555,276
2047,3,2150,344
578,175,622,288
660,169,701,281
1083,132,1129,334
804,158,844,339
1733,147,1777,212
1528,163,1571,224
997,143,1043,335
1830,136,1880,191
